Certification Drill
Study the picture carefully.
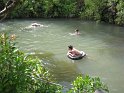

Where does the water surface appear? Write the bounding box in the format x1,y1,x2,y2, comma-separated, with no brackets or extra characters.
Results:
1,19,124,93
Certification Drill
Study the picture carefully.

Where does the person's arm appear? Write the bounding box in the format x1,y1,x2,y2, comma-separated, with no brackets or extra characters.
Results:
67,51,75,57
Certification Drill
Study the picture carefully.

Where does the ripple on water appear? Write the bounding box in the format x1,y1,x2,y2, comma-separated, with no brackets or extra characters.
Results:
1,19,124,93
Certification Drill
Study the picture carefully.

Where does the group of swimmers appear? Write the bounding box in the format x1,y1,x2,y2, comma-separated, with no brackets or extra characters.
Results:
26,22,80,35
8,21,83,58
27,22,82,57
67,29,86,58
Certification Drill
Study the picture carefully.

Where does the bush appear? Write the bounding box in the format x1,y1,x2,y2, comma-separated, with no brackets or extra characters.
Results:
0,33,62,93
80,0,107,21
115,0,124,25
68,75,109,93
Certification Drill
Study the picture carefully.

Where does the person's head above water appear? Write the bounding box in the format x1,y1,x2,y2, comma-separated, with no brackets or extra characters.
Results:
68,45,73,50
31,23,41,27
75,29,79,32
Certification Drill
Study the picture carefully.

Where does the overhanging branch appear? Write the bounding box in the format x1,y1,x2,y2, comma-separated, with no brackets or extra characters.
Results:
0,0,20,21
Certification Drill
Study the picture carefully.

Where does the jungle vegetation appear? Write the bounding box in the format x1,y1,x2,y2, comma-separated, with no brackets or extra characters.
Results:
0,0,124,26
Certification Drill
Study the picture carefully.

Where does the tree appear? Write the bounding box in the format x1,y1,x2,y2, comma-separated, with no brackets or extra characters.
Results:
0,0,20,21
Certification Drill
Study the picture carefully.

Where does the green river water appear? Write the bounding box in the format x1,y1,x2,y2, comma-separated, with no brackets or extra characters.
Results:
0,19,124,93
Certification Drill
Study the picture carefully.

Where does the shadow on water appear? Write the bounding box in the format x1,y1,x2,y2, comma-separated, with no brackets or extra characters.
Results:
26,52,80,82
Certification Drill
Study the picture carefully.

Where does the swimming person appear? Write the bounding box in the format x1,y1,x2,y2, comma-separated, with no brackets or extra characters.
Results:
67,45,81,57
25,22,48,29
31,23,41,27
69,29,81,36
75,29,80,35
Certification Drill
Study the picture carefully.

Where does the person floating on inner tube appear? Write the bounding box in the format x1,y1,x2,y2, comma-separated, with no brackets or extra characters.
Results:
67,45,82,57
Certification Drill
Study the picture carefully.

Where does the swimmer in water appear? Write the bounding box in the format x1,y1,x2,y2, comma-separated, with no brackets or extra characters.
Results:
69,29,81,36
25,22,48,29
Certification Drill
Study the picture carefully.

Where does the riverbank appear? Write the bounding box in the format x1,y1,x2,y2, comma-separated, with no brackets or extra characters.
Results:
0,0,124,26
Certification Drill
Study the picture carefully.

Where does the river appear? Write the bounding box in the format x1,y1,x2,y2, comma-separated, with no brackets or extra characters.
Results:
0,19,124,93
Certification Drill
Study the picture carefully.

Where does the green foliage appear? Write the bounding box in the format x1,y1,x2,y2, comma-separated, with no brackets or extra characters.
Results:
115,0,124,25
57,0,77,17
8,0,77,18
80,0,108,21
32,0,77,18
68,75,109,93
0,33,62,93
0,0,124,25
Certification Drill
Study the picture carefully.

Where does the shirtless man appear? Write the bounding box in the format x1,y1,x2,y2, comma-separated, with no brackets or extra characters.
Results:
67,45,81,57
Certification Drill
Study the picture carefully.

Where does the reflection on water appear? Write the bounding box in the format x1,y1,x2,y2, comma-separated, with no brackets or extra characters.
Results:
0,19,124,93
